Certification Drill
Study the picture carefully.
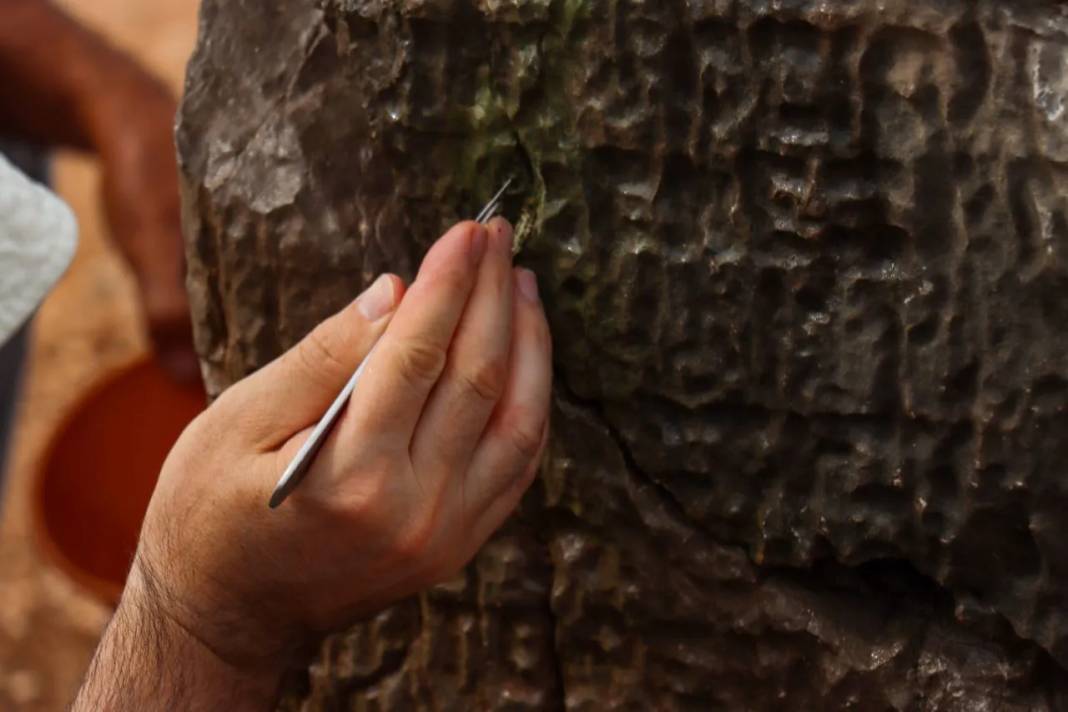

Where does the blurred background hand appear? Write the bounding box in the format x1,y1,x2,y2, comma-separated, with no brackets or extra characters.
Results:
92,72,197,382
1,0,196,383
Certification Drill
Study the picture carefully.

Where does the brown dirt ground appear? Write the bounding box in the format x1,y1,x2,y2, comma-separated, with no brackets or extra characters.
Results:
0,1,199,708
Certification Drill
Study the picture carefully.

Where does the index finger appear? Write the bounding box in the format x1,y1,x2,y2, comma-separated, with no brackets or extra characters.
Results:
346,221,488,443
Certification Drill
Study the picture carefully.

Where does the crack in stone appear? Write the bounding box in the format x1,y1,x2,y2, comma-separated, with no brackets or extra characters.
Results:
553,367,1068,688
182,0,1068,703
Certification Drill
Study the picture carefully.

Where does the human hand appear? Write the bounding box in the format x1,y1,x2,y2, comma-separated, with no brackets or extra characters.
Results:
123,219,551,683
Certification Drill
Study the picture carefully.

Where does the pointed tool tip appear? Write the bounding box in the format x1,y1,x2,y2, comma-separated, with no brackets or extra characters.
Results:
268,488,286,509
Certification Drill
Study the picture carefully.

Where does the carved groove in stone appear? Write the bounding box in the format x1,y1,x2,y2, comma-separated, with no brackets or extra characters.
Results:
178,1,1068,707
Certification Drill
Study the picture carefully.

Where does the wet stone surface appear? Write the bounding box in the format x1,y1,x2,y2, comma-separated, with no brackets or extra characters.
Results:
179,1,1068,707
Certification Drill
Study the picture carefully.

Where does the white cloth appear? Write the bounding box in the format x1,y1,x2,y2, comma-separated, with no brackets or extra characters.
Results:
0,152,77,344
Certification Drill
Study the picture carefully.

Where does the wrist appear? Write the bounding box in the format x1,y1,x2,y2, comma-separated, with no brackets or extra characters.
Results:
125,561,288,694
73,563,284,711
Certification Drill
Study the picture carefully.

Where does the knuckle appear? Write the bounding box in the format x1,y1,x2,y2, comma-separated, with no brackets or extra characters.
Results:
396,337,448,387
501,407,546,460
332,462,390,521
455,357,508,404
436,263,472,298
392,512,436,563
295,320,349,384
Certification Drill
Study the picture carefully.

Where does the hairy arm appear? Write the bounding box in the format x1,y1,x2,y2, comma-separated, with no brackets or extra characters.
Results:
70,562,283,712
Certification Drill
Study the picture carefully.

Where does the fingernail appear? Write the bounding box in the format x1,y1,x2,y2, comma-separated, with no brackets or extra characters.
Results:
470,225,488,265
516,268,539,304
357,274,396,321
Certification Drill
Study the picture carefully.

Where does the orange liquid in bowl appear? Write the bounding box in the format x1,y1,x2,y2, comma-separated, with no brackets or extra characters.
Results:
34,357,205,605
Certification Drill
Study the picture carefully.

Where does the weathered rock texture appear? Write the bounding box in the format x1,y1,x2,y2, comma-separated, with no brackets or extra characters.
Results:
178,0,1068,707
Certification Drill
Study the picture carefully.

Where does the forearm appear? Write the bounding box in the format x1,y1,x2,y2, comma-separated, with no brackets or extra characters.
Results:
0,0,171,151
71,565,283,712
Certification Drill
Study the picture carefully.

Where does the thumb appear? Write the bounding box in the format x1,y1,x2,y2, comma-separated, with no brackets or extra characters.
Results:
215,273,404,449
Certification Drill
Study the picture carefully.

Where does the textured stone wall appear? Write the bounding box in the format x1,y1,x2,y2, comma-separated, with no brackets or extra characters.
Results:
177,0,1068,708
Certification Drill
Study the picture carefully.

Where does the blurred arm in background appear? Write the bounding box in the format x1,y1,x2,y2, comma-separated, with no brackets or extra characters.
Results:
0,0,196,380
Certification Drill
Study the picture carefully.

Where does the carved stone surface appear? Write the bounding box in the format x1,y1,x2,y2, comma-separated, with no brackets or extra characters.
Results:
177,0,1068,707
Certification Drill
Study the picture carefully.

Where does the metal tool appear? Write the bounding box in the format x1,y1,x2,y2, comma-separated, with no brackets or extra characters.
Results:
269,179,513,508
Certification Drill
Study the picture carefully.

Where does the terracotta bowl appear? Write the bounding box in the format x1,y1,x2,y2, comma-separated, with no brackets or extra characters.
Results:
33,356,205,606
